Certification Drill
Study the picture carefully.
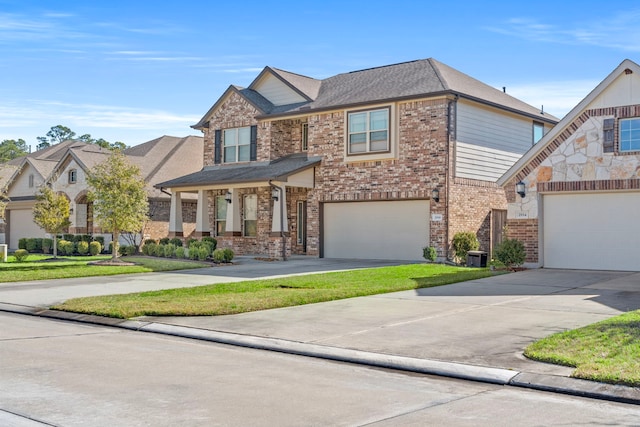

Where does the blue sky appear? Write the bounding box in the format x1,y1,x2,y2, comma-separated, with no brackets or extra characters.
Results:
1,0,639,148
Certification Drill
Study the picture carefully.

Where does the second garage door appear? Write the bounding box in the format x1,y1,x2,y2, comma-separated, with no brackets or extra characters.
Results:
543,192,640,271
323,200,430,261
8,208,45,250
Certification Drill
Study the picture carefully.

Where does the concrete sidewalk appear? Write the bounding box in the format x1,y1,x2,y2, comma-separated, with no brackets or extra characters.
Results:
1,258,640,404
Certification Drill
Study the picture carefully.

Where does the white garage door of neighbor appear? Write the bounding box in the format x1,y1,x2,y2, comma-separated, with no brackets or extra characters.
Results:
9,209,45,250
323,200,429,261
543,192,640,271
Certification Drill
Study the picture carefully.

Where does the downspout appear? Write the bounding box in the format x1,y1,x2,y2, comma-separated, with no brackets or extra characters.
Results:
268,180,286,261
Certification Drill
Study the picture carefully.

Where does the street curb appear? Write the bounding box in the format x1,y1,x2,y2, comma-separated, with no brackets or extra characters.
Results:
2,303,639,405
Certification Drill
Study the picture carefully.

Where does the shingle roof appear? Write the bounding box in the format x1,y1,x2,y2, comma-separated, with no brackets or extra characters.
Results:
156,153,321,189
195,59,558,127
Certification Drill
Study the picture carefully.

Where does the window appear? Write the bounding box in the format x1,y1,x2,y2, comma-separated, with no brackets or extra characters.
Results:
619,118,640,152
603,118,615,153
215,195,227,236
223,127,251,163
347,108,389,154
68,169,77,184
301,123,309,151
533,122,544,144
243,194,257,237
28,174,34,188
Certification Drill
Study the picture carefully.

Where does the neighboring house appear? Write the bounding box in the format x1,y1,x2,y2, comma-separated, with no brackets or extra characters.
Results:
0,135,203,250
159,58,557,260
498,59,640,271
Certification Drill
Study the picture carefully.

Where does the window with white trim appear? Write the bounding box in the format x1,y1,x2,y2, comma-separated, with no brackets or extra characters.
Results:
68,169,77,184
28,174,34,188
347,108,389,154
215,195,227,236
619,118,640,152
533,122,544,144
243,194,257,237
223,127,251,163
301,123,309,151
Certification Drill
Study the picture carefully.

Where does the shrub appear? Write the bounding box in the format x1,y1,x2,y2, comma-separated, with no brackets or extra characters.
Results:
142,243,155,256
119,245,136,256
63,234,74,242
89,241,102,256
187,238,199,248
422,246,437,262
222,248,234,262
77,241,89,255
154,244,165,257
202,236,217,251
197,246,209,261
159,237,170,245
93,236,105,247
42,238,53,254
493,238,526,268
452,232,479,264
164,243,176,258
175,246,186,259
26,238,38,252
212,248,225,263
143,239,157,247
18,238,27,250
189,245,199,260
59,240,75,256
14,249,29,262
169,237,183,247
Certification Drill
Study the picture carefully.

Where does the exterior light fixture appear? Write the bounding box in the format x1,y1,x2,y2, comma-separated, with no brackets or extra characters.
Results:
271,187,279,201
516,181,526,198
431,188,440,203
225,191,232,204
69,207,74,215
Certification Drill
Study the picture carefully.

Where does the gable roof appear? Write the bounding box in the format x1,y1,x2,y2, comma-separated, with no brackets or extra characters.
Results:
497,59,640,187
194,58,557,129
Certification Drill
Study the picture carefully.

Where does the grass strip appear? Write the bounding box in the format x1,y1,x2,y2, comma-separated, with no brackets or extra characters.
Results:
0,255,209,282
53,264,493,318
525,310,640,387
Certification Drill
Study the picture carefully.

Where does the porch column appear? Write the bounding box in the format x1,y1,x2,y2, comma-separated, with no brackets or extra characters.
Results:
169,191,184,237
194,190,211,238
271,184,288,234
225,188,242,235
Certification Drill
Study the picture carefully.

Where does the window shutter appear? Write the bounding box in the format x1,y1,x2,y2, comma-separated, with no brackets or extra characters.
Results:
250,125,257,161
603,118,615,153
214,129,222,164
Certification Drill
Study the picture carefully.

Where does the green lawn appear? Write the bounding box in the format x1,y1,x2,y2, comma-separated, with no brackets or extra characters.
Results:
0,255,209,282
53,264,494,318
525,310,640,387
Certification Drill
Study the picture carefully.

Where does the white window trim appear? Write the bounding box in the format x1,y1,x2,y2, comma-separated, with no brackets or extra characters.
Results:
223,127,251,163
68,169,77,184
243,194,257,237
215,195,227,236
344,104,396,162
619,117,640,152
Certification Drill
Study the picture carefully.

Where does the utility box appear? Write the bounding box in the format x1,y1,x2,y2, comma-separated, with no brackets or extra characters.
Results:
0,244,7,263
466,250,488,268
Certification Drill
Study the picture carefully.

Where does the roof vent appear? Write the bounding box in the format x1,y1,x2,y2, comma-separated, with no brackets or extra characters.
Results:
625,68,633,75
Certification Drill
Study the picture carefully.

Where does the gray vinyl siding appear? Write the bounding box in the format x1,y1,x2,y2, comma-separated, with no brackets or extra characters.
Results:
455,100,534,181
254,74,307,106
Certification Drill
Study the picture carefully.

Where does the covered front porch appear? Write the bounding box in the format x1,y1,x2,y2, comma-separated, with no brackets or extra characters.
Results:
158,154,321,259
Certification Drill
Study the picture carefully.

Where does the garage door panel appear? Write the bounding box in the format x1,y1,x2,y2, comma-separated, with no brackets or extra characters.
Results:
543,193,640,271
323,200,429,261
9,209,45,250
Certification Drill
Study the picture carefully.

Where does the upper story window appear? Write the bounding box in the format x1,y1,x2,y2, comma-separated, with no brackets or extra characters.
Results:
224,127,251,163
347,108,390,154
619,118,640,152
28,174,34,188
68,169,77,184
533,122,544,144
301,123,309,151
214,125,257,164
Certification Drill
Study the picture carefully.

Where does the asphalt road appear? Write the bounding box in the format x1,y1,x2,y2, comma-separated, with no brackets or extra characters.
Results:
2,312,639,426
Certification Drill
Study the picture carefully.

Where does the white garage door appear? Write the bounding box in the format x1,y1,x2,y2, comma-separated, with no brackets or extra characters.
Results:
323,200,429,261
9,209,45,250
543,192,640,271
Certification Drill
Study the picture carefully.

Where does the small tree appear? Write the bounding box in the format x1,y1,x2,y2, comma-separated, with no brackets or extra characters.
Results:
451,231,480,264
87,151,148,260
32,185,71,258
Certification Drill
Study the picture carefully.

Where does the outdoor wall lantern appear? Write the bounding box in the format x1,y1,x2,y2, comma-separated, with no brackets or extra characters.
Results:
225,191,232,204
516,181,526,198
271,187,279,202
431,188,440,203
69,207,74,215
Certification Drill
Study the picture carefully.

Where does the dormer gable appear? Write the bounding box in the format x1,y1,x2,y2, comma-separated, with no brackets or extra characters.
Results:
249,67,319,106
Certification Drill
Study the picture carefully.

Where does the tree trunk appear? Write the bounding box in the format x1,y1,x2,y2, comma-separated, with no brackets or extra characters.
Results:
53,235,58,259
112,230,119,260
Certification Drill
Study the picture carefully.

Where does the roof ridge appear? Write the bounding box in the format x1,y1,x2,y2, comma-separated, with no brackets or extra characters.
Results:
344,59,426,75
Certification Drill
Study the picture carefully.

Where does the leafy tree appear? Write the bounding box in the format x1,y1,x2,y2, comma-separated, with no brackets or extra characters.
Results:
0,184,8,220
32,185,71,258
45,125,76,144
87,151,148,260
0,139,29,162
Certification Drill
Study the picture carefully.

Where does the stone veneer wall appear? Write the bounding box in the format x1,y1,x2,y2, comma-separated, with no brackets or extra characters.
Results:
504,104,640,263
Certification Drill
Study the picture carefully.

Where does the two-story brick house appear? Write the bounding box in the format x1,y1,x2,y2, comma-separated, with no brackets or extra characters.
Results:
159,58,557,260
